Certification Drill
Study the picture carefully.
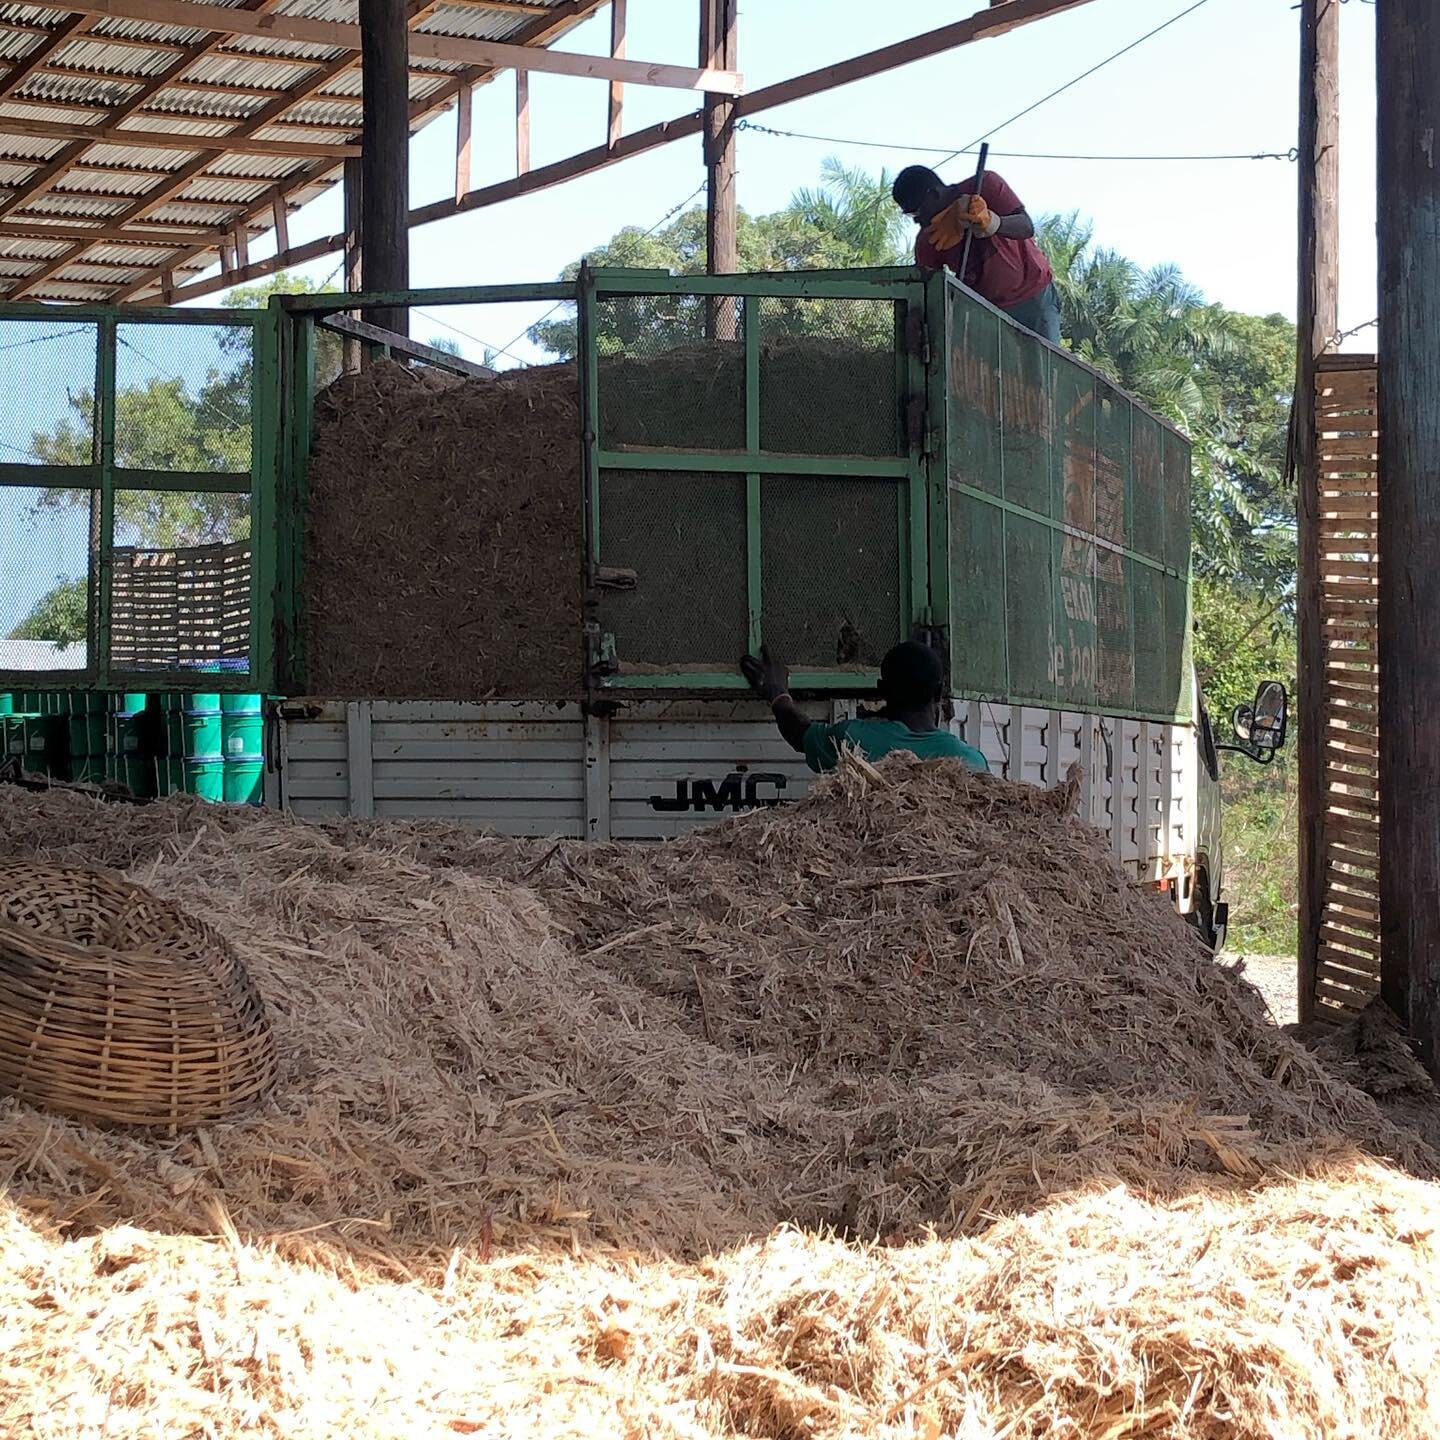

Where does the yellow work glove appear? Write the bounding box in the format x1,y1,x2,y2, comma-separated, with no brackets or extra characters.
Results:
960,193,1002,238
922,199,970,251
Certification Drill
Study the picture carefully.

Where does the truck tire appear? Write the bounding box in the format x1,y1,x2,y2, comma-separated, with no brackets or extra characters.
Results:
1187,874,1219,953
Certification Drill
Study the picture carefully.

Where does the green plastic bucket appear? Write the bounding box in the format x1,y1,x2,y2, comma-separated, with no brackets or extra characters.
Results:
68,715,107,757
184,694,222,758
0,694,12,716
223,759,264,805
118,692,147,716
23,717,62,774
183,755,225,802
153,756,186,797
221,713,263,758
221,709,264,806
221,692,262,716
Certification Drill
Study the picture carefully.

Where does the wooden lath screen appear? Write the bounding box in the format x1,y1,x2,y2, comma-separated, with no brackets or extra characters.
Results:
1313,356,1379,1018
110,542,252,673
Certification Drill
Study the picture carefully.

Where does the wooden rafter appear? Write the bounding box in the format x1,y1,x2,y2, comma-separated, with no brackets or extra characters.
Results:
32,0,742,94
0,16,95,103
0,0,288,242
4,0,309,299
146,0,1100,307
114,0,610,303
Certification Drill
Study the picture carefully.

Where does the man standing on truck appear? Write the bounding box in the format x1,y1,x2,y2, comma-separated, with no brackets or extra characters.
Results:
739,640,989,773
890,164,1062,344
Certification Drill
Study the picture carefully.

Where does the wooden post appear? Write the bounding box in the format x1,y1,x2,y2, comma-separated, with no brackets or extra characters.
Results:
1295,0,1340,1025
1378,0,1440,1071
455,80,473,201
359,0,409,337
343,155,363,373
702,0,738,337
271,195,289,254
608,0,626,148
516,70,530,176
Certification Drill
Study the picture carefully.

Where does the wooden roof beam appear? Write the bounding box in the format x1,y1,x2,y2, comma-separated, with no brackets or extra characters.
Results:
53,0,742,93
33,61,292,100
0,20,188,56
0,16,95,103
115,0,609,301
0,0,290,237
0,217,218,243
0,114,358,158
3,0,296,295
135,0,1091,306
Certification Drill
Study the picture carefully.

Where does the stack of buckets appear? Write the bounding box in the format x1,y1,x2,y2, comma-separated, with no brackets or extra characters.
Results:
181,690,264,804
0,691,108,783
0,688,264,804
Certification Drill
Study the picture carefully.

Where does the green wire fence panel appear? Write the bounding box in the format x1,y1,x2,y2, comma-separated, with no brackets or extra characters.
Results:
941,281,1193,724
582,268,929,692
0,305,279,693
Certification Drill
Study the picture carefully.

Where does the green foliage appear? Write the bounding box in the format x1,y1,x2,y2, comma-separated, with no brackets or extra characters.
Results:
1036,215,1296,605
7,576,85,648
1222,752,1299,955
28,271,340,554
1193,577,1299,955
531,160,909,360
1192,577,1295,721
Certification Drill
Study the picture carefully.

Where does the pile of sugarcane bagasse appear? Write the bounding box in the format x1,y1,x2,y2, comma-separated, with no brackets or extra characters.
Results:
1,755,1437,1438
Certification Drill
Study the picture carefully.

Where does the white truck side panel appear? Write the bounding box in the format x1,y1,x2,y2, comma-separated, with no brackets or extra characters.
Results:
277,699,1194,881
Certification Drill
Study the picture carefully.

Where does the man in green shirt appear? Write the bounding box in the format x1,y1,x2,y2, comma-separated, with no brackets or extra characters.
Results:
739,640,989,774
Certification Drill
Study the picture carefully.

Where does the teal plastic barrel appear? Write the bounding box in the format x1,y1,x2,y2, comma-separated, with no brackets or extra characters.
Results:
223,758,264,805
23,716,63,776
0,693,12,716
109,693,154,797
183,756,225,802
221,698,264,806
184,693,222,763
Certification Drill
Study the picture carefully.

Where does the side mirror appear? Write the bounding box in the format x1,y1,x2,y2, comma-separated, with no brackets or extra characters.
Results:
1220,681,1289,765
1249,679,1288,752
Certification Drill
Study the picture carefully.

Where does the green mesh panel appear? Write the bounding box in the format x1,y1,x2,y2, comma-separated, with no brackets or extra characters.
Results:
757,297,902,456
945,282,1190,720
761,475,902,668
595,295,746,451
599,470,748,667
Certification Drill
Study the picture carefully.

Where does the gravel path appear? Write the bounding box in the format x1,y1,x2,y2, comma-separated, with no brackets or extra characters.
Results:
1225,952,1298,1026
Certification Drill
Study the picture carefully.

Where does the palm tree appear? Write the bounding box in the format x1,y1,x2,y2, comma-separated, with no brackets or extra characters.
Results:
785,157,911,266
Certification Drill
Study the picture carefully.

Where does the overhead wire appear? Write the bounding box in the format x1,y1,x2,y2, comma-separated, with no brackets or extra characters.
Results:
925,0,1216,174
736,119,1296,165
422,178,710,367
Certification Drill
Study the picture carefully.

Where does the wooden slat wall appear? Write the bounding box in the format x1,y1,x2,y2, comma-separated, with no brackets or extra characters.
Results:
110,542,251,672
1312,355,1380,1018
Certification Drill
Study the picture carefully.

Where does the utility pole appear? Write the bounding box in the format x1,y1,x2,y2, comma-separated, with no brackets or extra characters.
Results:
1295,0,1339,1024
1378,0,1440,1071
359,0,410,338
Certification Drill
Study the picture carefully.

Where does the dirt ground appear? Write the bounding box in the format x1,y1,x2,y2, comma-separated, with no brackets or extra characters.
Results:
1227,952,1298,1026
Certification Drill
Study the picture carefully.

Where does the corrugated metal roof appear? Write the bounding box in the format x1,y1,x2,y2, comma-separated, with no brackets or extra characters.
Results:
0,0,610,302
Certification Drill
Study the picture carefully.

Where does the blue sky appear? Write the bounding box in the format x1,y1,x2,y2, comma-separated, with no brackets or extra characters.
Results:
2,0,1381,643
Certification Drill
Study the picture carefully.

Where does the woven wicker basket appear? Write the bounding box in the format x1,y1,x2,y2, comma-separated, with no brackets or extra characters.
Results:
0,863,276,1129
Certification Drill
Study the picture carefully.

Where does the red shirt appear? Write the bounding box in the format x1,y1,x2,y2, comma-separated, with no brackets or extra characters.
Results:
915,171,1052,310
